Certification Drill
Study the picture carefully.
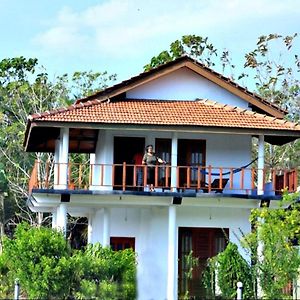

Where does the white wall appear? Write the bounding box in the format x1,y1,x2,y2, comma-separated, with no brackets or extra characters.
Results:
94,129,253,192
127,68,249,109
90,205,252,300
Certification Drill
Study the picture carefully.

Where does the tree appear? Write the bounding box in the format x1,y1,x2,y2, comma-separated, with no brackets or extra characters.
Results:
0,57,116,231
144,35,218,71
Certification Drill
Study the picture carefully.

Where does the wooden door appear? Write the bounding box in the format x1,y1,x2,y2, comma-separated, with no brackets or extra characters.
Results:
178,227,228,298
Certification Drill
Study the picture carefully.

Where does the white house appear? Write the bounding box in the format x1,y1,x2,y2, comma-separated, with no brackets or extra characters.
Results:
24,56,300,299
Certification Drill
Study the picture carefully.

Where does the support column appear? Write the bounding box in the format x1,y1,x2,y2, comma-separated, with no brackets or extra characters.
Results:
167,205,177,300
257,135,265,195
92,130,113,191
56,128,69,189
56,203,67,237
52,210,57,229
54,140,60,188
87,213,93,244
103,208,110,247
91,209,102,244
171,133,178,191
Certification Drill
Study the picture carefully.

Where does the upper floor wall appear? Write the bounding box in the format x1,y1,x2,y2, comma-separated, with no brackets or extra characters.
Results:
127,67,249,109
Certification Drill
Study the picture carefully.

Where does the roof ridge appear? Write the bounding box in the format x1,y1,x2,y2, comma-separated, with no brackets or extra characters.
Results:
195,98,300,128
28,98,108,121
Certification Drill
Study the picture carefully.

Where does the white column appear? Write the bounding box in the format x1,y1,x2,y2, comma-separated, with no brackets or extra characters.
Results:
257,135,264,195
57,128,69,189
171,133,178,191
54,140,60,188
91,209,103,244
56,203,68,236
103,208,110,247
87,213,93,244
52,210,57,229
167,205,177,300
92,130,113,191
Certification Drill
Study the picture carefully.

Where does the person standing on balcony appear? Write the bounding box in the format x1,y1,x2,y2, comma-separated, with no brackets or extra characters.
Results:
142,145,165,192
133,151,143,191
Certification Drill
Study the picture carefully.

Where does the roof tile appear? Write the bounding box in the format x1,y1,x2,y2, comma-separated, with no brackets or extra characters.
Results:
29,99,300,131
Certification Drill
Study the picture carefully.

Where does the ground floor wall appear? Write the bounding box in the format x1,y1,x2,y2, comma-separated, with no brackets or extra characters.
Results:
90,204,252,300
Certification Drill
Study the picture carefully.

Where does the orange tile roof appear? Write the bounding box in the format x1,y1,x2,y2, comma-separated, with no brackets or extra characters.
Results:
29,99,300,131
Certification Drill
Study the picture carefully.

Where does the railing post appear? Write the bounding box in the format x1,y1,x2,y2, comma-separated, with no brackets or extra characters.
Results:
78,164,82,189
197,166,201,190
294,169,298,192
284,170,287,191
240,168,244,191
166,165,170,188
122,162,126,191
230,168,233,190
143,166,147,189
45,160,49,188
14,278,20,300
133,165,137,187
155,165,159,187
208,165,212,193
219,167,223,191
176,167,180,191
187,167,191,188
237,281,243,300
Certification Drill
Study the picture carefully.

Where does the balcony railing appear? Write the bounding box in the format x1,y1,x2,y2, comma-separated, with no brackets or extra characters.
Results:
28,160,298,196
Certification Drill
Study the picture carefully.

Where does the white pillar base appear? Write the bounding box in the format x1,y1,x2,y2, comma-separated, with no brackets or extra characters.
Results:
167,205,177,300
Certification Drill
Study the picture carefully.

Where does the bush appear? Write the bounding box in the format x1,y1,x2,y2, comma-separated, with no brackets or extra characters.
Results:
71,243,136,299
2,222,72,299
0,223,137,299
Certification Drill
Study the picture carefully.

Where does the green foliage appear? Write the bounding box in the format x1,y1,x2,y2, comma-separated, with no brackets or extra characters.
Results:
71,70,117,99
180,250,199,300
242,192,300,299
216,243,254,299
71,243,136,300
202,243,254,299
0,224,136,299
201,193,300,300
2,222,72,299
144,34,218,71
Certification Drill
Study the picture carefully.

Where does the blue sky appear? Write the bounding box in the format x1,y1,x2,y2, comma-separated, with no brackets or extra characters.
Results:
0,0,299,86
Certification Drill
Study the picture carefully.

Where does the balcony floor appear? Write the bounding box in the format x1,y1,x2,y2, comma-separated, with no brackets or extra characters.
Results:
30,187,283,201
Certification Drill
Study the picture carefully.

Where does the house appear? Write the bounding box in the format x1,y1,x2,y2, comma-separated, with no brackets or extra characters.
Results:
24,56,300,299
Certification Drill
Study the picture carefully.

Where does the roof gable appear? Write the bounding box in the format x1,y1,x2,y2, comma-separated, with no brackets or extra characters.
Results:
75,55,285,118
126,67,249,109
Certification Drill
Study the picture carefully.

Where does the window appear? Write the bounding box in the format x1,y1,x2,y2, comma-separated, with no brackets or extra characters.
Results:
110,237,135,251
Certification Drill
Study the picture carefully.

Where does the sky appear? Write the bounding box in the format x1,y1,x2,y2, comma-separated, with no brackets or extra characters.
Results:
0,0,299,86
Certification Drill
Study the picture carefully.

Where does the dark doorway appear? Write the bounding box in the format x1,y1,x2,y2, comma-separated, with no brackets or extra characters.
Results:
155,138,171,188
113,137,145,190
177,139,206,189
178,227,229,298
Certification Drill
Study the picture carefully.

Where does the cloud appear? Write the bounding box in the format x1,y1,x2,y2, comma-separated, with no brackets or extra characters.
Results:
32,0,300,59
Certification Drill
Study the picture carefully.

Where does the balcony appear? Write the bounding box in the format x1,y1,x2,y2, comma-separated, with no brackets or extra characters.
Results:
28,161,298,198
